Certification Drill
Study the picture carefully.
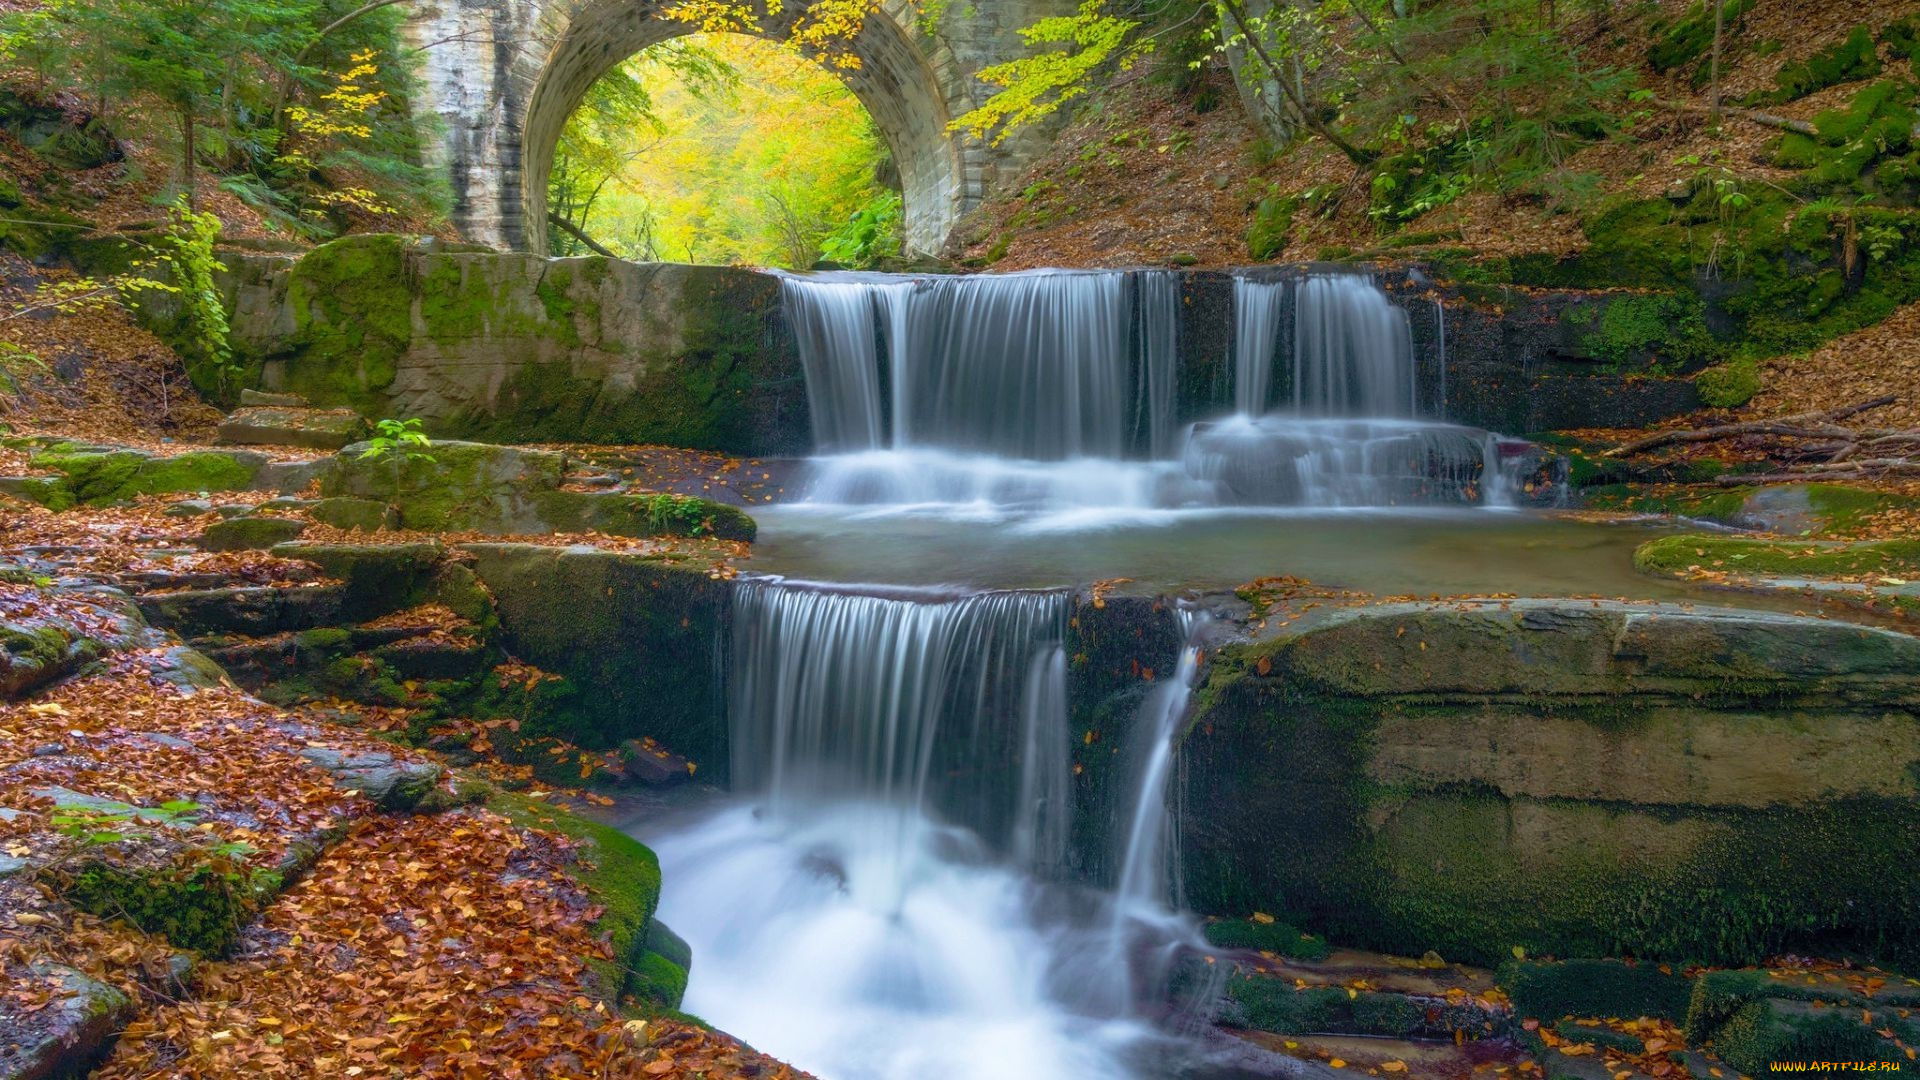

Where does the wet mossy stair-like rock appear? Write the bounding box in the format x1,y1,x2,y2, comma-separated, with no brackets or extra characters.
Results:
1180,599,1920,969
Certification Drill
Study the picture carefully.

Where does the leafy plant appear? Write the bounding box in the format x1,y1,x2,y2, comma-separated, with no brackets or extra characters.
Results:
819,189,903,267
952,0,1152,146
358,416,433,462
2,199,235,393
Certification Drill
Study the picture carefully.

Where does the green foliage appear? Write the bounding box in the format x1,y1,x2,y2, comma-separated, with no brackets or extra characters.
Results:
566,34,896,268
819,190,903,267
952,0,1151,145
1694,357,1760,407
15,199,234,391
1745,25,1882,107
0,0,445,230
548,41,736,256
358,417,433,463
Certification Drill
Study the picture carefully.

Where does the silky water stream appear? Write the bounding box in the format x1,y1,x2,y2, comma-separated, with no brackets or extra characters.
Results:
635,268,1603,1079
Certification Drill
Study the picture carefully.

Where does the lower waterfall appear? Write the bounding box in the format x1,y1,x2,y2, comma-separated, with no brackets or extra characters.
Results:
645,581,1281,1080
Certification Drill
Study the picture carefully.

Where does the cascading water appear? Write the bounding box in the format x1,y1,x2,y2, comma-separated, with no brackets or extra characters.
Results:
648,581,1259,1080
781,266,1540,513
1220,271,1530,508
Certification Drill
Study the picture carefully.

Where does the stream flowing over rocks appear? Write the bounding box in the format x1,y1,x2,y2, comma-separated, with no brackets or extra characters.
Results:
2,251,1917,1080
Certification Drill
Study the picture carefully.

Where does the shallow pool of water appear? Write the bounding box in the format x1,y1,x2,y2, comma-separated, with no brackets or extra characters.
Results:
745,504,1714,599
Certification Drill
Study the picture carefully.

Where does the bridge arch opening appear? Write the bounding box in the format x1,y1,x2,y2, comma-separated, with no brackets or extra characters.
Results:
522,1,967,258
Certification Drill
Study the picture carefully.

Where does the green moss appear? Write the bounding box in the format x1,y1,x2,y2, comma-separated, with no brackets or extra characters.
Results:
1747,26,1882,106
1695,357,1761,407
1185,636,1920,969
1,622,74,669
27,449,258,505
1502,959,1693,1022
0,475,76,511
281,234,413,414
1247,194,1296,261
627,950,688,1010
1203,917,1331,960
1635,534,1920,578
64,860,248,956
296,627,355,651
1709,999,1911,1074
485,793,664,1006
1585,293,1722,372
1223,980,1422,1037
1647,0,1755,73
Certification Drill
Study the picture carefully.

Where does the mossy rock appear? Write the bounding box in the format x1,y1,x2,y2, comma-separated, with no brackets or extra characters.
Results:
1180,600,1920,969
1220,978,1430,1038
627,950,689,1011
0,474,76,511
1694,358,1760,408
1684,968,1920,1045
307,497,398,533
63,859,249,956
1247,194,1296,261
534,490,757,542
280,235,413,414
1746,25,1882,106
1502,959,1693,1023
485,793,664,1005
1203,917,1331,960
1634,535,1920,579
28,448,261,505
199,516,308,552
1708,998,1913,1074
323,441,566,533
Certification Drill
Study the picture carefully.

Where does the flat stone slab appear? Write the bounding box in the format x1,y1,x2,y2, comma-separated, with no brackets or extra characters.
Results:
0,965,134,1080
219,406,369,451
298,748,444,810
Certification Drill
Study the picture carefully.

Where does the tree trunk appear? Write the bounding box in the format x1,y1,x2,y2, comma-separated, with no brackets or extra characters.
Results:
180,108,197,210
1709,0,1725,120
1218,0,1373,166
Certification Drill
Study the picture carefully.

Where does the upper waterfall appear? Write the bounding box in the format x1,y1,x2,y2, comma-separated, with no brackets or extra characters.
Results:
1233,271,1419,418
780,270,1179,461
779,266,1543,511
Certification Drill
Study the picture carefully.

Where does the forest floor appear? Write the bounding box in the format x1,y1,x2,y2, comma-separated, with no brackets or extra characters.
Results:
0,500,802,1080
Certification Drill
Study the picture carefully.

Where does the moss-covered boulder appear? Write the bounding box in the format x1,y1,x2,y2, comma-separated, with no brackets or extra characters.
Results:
199,516,308,552
25,447,265,505
322,441,567,533
229,238,811,455
1,582,146,700
307,496,400,532
461,544,729,764
1180,599,1920,968
534,490,757,542
0,964,134,1080
485,792,673,1008
217,405,369,451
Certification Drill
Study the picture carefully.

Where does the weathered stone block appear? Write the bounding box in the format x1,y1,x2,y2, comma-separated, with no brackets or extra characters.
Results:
307,496,399,533
322,441,567,533
198,516,308,552
218,405,369,450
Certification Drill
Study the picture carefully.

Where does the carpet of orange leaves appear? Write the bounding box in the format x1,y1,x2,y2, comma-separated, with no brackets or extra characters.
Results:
0,590,803,1078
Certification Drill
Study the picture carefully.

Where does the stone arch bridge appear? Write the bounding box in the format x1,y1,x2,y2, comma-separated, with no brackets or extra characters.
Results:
404,0,1076,255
